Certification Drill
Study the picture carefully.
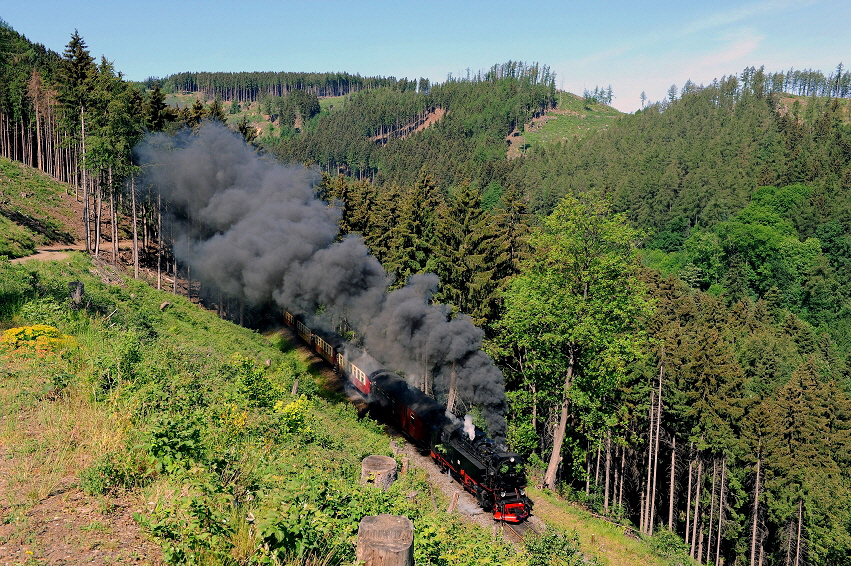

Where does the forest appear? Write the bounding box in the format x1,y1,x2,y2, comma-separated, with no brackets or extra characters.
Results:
3,17,851,565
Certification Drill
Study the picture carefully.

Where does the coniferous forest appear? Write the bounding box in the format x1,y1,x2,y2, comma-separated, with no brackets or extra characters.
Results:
4,17,851,565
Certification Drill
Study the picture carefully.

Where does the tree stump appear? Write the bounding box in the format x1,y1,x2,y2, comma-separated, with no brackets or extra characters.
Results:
356,514,414,566
361,455,398,490
68,281,84,309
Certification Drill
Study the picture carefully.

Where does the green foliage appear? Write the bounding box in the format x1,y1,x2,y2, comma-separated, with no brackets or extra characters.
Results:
80,449,154,495
646,528,691,566
524,528,598,566
499,194,652,482
145,416,205,474
134,470,235,565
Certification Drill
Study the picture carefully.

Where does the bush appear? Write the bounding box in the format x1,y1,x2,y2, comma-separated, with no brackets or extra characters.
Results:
524,528,599,566
648,528,692,566
80,450,155,495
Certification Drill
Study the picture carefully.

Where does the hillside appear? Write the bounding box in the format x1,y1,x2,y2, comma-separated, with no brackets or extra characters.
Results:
0,254,522,564
0,157,81,258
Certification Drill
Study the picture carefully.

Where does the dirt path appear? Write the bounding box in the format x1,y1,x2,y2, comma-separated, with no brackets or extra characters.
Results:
10,243,87,264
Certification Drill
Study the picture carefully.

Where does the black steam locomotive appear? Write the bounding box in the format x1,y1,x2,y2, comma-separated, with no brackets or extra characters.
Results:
282,311,533,522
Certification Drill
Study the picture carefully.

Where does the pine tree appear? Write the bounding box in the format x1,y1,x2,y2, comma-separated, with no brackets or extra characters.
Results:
145,81,170,131
59,30,96,252
384,170,444,284
432,182,509,329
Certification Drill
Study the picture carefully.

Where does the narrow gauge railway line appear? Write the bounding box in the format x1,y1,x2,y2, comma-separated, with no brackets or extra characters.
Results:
279,311,534,523
500,518,543,546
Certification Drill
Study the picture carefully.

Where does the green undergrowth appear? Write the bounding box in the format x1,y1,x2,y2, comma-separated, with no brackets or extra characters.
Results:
0,254,601,565
0,157,77,257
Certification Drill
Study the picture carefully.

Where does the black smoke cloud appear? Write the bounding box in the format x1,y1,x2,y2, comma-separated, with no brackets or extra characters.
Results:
135,122,506,439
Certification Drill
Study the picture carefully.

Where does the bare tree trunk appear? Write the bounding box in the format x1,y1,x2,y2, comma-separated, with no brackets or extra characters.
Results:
594,444,602,487
707,459,718,563
81,108,90,254
186,232,192,299
751,445,762,566
157,192,162,289
649,364,663,535
531,382,537,434
94,171,102,257
604,431,612,512
109,167,117,264
132,176,139,279
544,349,574,490
446,364,457,415
642,390,655,534
794,499,803,566
690,458,703,558
618,444,625,508
669,435,676,531
715,458,725,566
686,447,694,544
579,444,587,494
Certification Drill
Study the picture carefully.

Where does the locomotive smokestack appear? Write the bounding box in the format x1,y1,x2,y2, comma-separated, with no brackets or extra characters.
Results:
135,122,507,439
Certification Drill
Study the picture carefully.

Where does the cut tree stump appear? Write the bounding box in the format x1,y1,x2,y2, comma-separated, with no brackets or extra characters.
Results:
361,455,398,490
356,514,414,566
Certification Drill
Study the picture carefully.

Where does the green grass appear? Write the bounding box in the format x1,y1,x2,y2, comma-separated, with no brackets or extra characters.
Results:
319,95,346,113
521,91,622,148
0,158,77,258
528,486,660,565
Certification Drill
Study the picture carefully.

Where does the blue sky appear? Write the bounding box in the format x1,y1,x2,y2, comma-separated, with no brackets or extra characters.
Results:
3,0,848,112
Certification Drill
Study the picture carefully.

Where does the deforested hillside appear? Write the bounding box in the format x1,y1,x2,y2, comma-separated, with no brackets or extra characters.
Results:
268,61,557,190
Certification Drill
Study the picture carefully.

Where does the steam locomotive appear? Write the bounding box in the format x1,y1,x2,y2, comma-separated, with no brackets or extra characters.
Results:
282,311,533,522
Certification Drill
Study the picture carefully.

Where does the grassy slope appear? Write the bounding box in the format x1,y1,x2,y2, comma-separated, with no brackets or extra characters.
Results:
0,158,79,258
0,254,521,564
522,91,622,147
527,487,683,566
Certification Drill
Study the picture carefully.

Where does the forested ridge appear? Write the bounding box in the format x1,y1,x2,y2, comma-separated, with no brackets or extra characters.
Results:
3,17,851,564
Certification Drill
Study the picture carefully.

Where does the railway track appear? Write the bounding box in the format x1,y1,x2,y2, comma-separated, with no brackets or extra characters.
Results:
500,519,541,545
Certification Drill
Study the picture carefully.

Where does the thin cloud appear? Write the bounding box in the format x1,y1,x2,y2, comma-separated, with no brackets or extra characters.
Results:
695,31,763,68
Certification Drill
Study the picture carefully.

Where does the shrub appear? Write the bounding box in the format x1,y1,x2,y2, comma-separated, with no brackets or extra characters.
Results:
524,528,599,566
80,450,155,495
0,323,76,355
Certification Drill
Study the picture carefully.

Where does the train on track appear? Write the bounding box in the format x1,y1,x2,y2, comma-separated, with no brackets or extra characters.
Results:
282,311,533,523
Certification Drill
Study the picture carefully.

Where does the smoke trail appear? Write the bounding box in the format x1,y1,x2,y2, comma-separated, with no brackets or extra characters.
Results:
135,122,506,439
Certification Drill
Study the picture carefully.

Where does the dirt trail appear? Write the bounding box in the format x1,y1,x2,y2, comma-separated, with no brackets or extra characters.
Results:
10,243,87,264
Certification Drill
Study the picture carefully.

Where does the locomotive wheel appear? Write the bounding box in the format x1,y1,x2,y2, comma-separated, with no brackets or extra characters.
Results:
477,489,493,512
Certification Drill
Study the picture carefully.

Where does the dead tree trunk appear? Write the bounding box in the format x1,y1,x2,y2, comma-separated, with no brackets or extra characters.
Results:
131,176,139,279
669,435,676,531
751,445,762,566
544,348,574,490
